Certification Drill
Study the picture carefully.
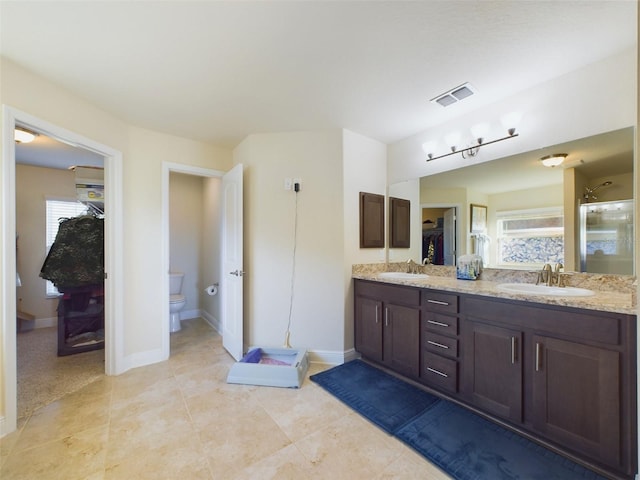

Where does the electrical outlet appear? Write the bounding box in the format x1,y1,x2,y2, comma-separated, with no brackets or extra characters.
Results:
284,178,292,190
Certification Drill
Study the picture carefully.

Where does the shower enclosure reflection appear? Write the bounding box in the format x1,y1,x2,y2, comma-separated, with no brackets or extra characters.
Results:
580,199,633,274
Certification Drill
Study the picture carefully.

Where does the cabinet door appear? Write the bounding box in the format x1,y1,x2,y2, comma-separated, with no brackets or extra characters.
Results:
532,335,621,468
383,303,420,377
354,296,383,362
462,321,523,423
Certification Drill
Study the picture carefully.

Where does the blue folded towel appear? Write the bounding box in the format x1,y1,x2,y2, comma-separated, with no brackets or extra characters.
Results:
240,348,262,363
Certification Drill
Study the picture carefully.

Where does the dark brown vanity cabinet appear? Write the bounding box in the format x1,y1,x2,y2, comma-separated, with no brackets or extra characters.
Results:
354,280,420,378
460,295,637,478
420,290,460,394
462,321,523,423
353,280,637,478
531,334,622,469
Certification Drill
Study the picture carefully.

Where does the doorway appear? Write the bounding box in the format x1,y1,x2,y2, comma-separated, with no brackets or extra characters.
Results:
16,136,104,417
161,163,225,360
1,106,124,436
168,171,222,336
422,205,457,265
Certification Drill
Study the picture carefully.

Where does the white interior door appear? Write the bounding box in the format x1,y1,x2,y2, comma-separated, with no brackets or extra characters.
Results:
443,207,456,265
221,164,244,360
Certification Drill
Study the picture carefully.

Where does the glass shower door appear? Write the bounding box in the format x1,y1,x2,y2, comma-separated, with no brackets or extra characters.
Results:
580,200,633,274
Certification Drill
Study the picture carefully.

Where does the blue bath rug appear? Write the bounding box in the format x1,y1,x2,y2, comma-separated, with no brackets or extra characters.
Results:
312,359,607,480
396,400,607,480
309,359,439,433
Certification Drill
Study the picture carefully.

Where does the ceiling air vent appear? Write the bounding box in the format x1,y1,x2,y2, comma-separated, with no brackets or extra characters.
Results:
431,82,476,107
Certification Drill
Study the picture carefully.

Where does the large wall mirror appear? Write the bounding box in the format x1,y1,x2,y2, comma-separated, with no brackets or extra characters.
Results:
392,126,634,275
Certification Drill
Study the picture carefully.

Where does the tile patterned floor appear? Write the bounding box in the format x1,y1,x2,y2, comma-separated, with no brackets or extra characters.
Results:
0,318,451,479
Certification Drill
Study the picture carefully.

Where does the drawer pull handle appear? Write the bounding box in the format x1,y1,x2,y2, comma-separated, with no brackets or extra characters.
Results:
427,367,448,378
535,342,543,372
427,299,449,306
427,340,449,349
375,305,379,324
385,307,389,327
427,320,449,327
511,336,518,364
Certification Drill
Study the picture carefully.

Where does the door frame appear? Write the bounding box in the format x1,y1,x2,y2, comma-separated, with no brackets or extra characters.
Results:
160,162,225,360
1,105,124,436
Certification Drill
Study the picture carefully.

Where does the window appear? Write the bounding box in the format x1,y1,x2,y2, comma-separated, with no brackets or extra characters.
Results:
496,207,564,268
45,199,87,296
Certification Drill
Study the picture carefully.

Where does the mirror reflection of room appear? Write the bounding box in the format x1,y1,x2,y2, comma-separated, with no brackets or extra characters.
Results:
414,127,634,275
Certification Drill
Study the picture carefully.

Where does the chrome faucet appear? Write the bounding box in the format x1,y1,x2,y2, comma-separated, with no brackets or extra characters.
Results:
537,263,564,286
406,259,418,274
540,263,553,286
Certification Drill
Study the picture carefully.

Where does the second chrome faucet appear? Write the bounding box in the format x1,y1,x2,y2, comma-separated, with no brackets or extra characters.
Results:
537,263,565,286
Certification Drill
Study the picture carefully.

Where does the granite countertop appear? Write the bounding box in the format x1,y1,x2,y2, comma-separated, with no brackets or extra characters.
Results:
352,264,637,316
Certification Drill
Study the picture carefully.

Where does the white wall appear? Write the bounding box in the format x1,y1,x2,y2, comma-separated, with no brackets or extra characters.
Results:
388,178,421,263
201,177,222,326
124,127,231,359
343,129,387,351
234,131,346,356
343,129,388,265
388,48,637,184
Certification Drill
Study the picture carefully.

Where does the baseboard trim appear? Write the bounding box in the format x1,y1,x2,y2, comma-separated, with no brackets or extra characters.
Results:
123,347,166,372
200,310,220,332
307,348,358,365
0,414,7,438
180,309,201,321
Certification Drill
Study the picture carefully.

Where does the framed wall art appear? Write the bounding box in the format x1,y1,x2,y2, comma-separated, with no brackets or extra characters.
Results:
470,204,487,233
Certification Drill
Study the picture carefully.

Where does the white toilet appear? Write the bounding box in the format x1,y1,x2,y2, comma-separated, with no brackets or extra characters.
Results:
169,272,186,333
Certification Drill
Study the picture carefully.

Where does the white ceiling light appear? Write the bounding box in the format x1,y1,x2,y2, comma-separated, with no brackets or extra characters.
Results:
540,153,567,167
14,128,37,144
424,114,521,162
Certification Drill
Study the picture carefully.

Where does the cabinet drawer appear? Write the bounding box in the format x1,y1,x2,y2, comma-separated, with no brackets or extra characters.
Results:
461,295,621,346
355,280,420,306
421,352,457,393
423,291,458,314
424,331,458,359
423,312,458,336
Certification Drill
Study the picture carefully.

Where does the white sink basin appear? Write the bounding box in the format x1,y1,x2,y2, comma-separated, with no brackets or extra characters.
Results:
378,272,429,280
497,283,594,297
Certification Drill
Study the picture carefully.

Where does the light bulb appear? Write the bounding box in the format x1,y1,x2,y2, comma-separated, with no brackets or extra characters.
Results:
470,123,490,144
444,132,461,152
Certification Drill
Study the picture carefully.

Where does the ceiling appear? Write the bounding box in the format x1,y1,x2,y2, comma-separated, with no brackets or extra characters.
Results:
1,1,636,155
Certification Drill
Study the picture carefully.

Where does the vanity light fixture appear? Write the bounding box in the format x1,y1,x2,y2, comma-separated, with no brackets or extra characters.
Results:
14,127,37,144
423,123,520,162
539,153,567,168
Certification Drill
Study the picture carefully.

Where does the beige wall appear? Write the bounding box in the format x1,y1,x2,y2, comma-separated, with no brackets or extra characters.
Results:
1,58,233,426
234,130,346,354
15,165,78,322
169,172,204,315
168,172,222,324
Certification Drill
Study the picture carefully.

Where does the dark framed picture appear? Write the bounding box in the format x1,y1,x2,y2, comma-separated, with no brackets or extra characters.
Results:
470,204,487,233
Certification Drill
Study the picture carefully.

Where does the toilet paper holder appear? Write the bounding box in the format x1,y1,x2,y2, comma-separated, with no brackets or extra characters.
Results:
205,283,219,296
